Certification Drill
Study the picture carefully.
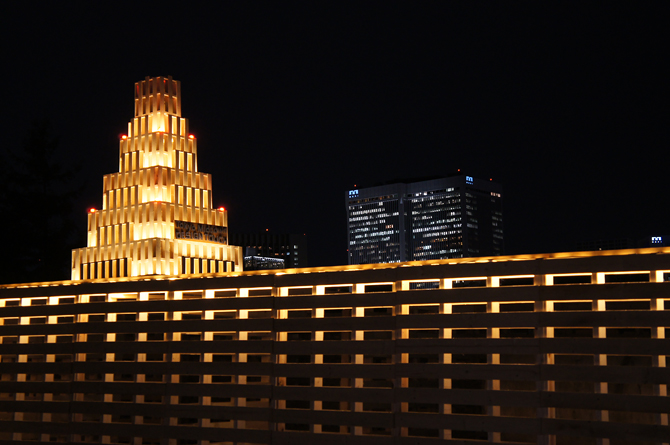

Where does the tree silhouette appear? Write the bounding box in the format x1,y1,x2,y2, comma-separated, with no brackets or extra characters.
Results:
0,119,81,284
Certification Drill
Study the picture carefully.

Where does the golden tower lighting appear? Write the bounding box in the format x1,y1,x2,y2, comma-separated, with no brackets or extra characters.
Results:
71,76,242,280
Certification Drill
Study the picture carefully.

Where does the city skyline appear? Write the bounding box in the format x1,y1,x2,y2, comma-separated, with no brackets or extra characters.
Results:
0,3,667,273
0,6,668,441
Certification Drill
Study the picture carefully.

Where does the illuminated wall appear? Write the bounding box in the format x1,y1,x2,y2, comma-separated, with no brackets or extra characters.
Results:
71,76,242,280
2,248,669,444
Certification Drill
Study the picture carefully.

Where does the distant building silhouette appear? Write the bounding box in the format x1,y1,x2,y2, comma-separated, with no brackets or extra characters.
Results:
574,235,669,251
230,233,308,268
644,235,669,247
346,174,503,264
243,248,286,270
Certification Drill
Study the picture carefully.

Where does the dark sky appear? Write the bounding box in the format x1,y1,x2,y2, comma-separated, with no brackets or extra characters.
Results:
1,3,667,267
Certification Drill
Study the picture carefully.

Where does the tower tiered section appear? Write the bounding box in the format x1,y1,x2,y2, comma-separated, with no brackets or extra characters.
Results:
71,76,242,280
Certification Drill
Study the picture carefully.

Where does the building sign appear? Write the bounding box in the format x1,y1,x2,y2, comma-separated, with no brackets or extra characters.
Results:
466,176,473,184
175,220,227,244
652,236,663,244
349,190,359,198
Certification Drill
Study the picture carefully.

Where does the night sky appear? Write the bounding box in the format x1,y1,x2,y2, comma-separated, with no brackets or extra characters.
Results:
1,3,667,268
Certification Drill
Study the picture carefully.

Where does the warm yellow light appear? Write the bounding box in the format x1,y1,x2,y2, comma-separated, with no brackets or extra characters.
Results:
188,134,195,139
218,207,225,211
121,135,127,140
89,208,96,213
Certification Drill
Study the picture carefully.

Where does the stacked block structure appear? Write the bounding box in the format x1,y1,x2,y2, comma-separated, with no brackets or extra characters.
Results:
71,76,242,280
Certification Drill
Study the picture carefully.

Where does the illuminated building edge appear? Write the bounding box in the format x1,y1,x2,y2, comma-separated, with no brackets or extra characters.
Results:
71,76,242,280
1,248,669,443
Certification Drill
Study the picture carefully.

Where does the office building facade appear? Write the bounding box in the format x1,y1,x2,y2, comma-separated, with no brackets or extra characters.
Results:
346,175,503,264
243,251,286,271
229,233,308,269
71,76,242,280
1,248,669,444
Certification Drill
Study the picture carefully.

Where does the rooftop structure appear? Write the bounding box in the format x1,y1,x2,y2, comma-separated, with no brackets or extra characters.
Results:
1,247,669,444
243,253,286,271
229,233,308,269
71,76,242,281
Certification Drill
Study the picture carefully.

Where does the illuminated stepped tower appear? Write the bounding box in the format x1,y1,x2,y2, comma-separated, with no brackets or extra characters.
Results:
72,76,242,280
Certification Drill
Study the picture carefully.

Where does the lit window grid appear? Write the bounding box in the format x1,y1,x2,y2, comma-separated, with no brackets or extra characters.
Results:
347,179,504,265
347,197,402,264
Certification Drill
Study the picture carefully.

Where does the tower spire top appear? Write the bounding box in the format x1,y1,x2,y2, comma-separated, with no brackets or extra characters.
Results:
134,75,181,118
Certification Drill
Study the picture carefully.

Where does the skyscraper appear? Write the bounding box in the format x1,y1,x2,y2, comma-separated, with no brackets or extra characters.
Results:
71,76,242,280
346,175,503,264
